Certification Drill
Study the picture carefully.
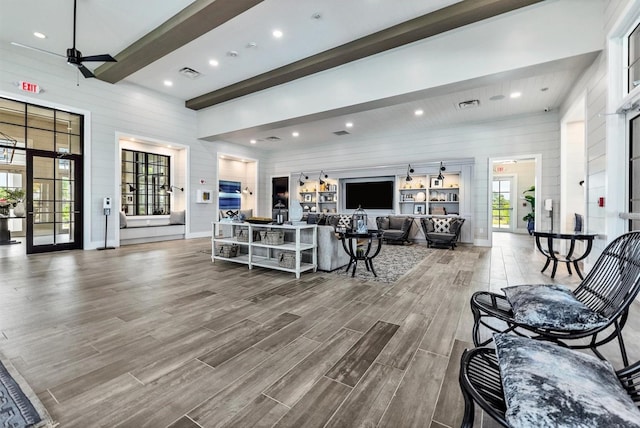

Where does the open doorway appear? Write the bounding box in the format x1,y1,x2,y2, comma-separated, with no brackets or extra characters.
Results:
490,158,539,240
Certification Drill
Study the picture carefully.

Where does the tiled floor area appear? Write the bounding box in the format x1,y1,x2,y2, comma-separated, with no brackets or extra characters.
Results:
0,232,637,427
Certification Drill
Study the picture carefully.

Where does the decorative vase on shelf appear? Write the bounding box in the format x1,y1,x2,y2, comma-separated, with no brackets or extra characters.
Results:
13,201,25,217
290,200,303,222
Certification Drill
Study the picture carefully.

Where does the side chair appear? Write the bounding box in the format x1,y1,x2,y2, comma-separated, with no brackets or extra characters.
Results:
470,231,640,367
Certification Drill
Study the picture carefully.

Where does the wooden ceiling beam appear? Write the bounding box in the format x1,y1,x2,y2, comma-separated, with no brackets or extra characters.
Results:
94,0,263,84
185,0,543,110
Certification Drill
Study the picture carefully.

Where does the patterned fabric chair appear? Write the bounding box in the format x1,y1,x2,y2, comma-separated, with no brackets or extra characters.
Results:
420,216,464,249
470,231,640,367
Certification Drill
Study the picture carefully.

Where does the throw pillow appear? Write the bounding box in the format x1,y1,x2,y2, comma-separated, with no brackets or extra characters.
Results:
337,214,351,231
433,218,449,233
169,210,185,225
422,218,435,233
119,211,127,229
502,284,609,330
377,217,390,230
494,333,640,428
225,210,239,218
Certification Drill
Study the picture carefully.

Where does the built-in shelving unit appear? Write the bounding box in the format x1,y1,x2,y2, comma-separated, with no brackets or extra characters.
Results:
397,172,460,216
211,222,317,278
296,179,339,215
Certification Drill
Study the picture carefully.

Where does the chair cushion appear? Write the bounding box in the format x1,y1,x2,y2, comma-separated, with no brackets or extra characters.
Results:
169,210,185,225
389,216,405,230
433,218,450,233
494,333,640,428
449,218,463,235
502,284,608,330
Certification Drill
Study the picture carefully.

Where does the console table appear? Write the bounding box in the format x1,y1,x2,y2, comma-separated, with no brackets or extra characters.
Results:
532,230,597,279
339,230,383,277
211,222,317,278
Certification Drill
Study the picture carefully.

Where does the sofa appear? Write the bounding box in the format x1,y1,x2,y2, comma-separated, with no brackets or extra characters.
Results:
375,215,413,244
303,213,352,271
420,216,465,249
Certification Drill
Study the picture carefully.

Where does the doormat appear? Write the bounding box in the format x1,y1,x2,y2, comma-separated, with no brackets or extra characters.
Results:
0,354,57,428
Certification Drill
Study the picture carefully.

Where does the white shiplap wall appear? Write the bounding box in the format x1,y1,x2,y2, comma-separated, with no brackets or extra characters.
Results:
0,44,270,247
259,111,561,244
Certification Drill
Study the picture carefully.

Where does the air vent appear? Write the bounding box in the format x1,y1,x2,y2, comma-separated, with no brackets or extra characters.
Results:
265,136,281,141
457,99,480,109
178,67,201,79
333,130,350,136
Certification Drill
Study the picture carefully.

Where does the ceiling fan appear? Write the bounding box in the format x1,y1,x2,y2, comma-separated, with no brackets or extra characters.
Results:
11,0,116,78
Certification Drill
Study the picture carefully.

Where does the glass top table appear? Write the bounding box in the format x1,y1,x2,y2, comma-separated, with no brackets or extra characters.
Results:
532,230,597,279
338,230,384,277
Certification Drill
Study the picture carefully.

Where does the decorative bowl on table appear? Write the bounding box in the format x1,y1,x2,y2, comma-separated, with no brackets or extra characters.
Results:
245,217,273,224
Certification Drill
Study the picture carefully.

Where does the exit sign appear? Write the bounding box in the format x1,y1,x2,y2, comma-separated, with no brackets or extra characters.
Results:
19,81,41,94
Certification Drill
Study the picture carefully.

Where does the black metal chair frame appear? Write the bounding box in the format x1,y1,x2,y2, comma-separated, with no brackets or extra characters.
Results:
459,346,640,428
471,231,640,367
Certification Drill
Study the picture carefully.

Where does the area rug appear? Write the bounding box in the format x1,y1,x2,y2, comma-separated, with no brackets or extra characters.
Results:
332,244,434,283
0,353,56,428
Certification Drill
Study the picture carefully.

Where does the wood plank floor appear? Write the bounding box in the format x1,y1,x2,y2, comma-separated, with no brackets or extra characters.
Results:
0,233,638,428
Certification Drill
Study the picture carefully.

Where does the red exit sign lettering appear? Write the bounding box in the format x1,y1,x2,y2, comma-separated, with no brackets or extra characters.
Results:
19,81,41,94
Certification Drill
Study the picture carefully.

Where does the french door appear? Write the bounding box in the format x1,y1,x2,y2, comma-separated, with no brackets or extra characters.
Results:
26,150,83,254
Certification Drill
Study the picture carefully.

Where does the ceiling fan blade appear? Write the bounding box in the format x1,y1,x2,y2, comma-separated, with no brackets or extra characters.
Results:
77,64,95,79
80,54,116,62
10,42,65,58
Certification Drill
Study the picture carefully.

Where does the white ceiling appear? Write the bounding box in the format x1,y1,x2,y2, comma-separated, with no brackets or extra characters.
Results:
0,0,598,151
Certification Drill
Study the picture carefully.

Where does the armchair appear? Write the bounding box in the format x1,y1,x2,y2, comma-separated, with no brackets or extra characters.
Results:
470,230,640,367
375,216,412,245
420,216,464,249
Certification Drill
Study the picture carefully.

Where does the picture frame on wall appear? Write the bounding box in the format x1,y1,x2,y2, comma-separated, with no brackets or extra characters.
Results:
304,194,312,202
414,204,425,215
430,177,442,188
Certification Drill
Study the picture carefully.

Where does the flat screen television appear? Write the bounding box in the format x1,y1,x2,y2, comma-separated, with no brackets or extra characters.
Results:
344,180,394,210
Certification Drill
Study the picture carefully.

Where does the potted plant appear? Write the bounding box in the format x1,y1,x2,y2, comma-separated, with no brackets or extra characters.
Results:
522,185,535,235
0,188,26,217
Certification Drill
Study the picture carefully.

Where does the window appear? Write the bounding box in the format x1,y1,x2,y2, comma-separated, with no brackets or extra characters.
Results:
121,149,171,215
630,115,640,230
629,23,640,93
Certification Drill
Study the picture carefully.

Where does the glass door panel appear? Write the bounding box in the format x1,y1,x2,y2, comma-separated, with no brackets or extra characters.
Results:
27,151,82,253
492,178,513,230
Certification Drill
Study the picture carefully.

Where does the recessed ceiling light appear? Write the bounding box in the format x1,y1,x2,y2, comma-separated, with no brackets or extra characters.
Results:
292,131,299,137
414,109,424,116
227,50,239,57
168,145,172,148
163,80,173,87
272,29,283,39
510,92,521,98
209,59,219,67
250,139,256,144
33,32,46,39
345,122,353,128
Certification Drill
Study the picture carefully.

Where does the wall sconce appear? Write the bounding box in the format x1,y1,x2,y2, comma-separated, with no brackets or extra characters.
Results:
298,172,308,186
405,164,414,181
127,184,136,192
318,170,328,186
243,186,253,195
437,162,446,181
160,184,184,192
